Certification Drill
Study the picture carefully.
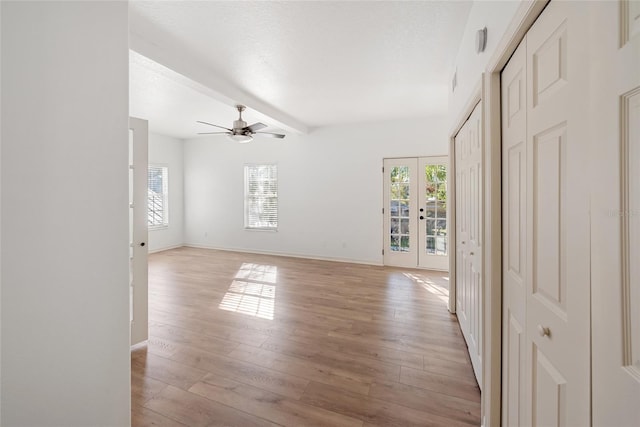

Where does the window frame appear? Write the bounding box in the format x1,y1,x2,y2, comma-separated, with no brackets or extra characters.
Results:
147,164,169,229
244,163,278,231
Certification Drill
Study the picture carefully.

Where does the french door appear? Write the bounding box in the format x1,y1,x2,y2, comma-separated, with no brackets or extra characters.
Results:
383,157,449,270
129,117,148,346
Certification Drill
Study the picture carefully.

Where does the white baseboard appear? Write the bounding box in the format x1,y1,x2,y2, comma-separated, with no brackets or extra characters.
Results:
148,244,184,254
182,243,383,267
153,243,449,272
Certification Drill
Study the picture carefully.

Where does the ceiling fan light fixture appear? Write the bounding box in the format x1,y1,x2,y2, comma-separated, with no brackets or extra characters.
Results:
227,133,253,143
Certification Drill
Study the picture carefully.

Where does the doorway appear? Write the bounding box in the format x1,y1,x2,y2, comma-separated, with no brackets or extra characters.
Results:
383,156,449,270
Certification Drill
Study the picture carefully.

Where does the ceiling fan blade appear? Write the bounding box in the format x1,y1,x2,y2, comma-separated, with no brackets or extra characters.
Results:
256,132,286,139
197,132,230,135
245,122,268,132
196,120,232,131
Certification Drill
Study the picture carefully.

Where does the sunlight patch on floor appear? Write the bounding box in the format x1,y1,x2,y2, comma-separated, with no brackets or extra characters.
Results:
403,272,449,304
218,263,277,320
234,262,277,283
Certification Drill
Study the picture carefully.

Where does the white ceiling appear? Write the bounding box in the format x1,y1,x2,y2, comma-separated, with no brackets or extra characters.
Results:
129,0,472,137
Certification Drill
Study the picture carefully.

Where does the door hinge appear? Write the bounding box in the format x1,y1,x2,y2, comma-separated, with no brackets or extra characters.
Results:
382,207,384,214
382,166,384,173
382,249,384,255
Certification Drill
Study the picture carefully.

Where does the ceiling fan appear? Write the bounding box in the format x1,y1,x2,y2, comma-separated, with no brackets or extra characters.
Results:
197,105,285,143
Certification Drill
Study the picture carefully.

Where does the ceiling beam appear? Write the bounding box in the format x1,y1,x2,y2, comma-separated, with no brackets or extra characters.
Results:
129,10,309,134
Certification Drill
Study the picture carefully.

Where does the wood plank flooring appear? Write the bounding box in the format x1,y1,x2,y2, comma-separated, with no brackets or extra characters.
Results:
132,247,480,426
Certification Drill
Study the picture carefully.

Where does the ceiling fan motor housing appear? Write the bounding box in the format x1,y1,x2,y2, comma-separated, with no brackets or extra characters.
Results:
233,118,248,134
233,104,249,134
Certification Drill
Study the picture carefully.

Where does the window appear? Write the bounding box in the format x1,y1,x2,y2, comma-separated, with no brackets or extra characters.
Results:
244,164,278,230
148,165,168,228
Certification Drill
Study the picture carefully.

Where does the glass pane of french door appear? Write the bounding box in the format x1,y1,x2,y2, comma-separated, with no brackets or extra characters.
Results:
390,165,411,252
383,158,418,268
418,156,449,270
424,164,447,255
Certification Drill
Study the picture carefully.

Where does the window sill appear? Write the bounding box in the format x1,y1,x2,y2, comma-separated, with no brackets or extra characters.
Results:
149,225,169,231
244,227,278,232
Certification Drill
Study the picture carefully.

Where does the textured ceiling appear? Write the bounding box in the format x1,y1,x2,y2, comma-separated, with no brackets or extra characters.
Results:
129,0,472,134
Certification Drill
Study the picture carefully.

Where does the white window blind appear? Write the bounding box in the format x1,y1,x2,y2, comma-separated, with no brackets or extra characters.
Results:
148,165,168,228
245,164,278,230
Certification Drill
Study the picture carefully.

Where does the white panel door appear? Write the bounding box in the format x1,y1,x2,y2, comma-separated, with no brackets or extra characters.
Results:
591,1,640,425
526,3,590,425
501,2,591,425
501,37,527,427
129,117,148,346
455,102,483,387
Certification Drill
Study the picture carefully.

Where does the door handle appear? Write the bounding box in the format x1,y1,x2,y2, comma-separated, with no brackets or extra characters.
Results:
537,325,551,337
419,216,425,220
139,242,146,247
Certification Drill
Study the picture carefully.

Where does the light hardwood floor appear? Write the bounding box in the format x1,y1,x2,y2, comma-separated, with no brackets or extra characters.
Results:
132,247,480,426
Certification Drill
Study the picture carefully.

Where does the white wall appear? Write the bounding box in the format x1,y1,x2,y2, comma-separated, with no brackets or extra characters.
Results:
1,2,130,426
0,2,3,420
149,132,184,252
183,117,448,265
449,0,522,129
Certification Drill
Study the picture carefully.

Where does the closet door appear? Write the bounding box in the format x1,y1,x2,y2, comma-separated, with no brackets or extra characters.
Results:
526,3,590,425
502,2,591,425
455,102,483,387
501,38,527,427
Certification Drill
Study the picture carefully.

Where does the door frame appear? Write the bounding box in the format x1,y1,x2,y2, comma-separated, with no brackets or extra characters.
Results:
448,1,550,425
